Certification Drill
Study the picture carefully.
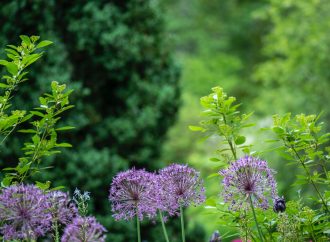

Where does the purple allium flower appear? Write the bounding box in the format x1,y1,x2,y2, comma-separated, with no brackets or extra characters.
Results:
61,216,107,242
219,156,278,211
158,164,205,215
0,184,52,240
109,168,159,221
47,191,78,225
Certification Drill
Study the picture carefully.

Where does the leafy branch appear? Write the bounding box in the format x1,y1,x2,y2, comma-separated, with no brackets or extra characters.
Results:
271,113,329,213
189,86,254,163
0,35,53,146
0,36,74,187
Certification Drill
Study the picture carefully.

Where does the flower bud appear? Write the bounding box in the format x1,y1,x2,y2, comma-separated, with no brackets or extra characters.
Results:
209,230,221,242
273,196,286,213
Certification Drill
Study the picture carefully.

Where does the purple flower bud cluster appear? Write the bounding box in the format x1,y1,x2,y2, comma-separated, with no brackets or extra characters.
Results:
109,164,205,221
219,156,278,211
47,190,78,225
61,216,107,242
0,184,106,241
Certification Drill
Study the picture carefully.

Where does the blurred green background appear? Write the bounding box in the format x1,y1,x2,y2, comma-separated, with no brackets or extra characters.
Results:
0,0,329,241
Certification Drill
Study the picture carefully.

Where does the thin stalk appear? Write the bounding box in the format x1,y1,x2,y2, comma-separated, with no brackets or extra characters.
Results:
248,195,264,242
180,205,186,242
159,210,170,242
136,214,141,242
221,113,237,160
228,139,237,160
291,147,329,213
243,210,248,242
309,220,317,242
53,220,59,242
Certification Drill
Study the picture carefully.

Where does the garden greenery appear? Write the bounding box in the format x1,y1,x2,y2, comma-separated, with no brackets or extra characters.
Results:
0,37,329,242
191,87,330,241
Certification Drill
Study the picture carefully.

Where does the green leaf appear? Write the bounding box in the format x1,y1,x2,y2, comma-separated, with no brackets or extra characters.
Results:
272,126,285,135
235,136,246,145
188,125,204,131
207,173,220,179
56,143,72,148
56,126,75,131
205,198,217,207
18,129,37,134
0,83,9,88
23,53,42,67
35,181,51,190
36,40,53,49
30,111,45,117
51,186,66,191
17,162,31,175
6,62,18,75
5,48,19,56
209,157,220,162
0,60,9,66
20,35,31,45
1,177,13,187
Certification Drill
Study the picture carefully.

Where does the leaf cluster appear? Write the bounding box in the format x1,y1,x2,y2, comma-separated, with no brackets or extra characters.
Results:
0,36,73,189
189,86,254,164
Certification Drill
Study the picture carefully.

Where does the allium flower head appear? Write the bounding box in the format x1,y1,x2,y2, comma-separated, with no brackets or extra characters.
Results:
109,168,159,221
61,216,107,242
219,156,277,211
158,164,205,215
47,191,78,225
0,184,52,240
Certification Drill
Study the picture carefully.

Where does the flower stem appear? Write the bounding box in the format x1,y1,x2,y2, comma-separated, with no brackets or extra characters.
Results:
136,214,141,242
248,195,264,242
180,205,186,242
291,147,329,213
53,220,59,242
159,210,170,242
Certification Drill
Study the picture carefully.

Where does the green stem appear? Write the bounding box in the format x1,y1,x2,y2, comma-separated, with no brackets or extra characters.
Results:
309,219,317,242
136,214,141,242
291,147,329,213
159,210,170,242
180,205,186,242
53,220,59,242
248,195,264,242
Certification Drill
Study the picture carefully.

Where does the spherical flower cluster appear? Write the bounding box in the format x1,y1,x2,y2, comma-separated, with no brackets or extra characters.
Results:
109,164,206,221
0,184,52,240
158,164,205,215
61,216,107,242
47,190,78,225
219,156,277,211
109,168,159,221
